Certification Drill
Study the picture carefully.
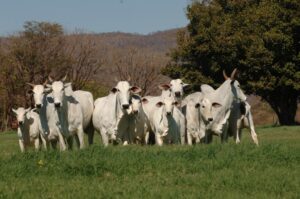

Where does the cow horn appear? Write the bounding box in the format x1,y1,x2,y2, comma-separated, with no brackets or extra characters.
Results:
43,80,48,86
61,75,67,82
223,70,229,80
48,75,54,82
26,83,35,87
230,68,237,79
127,75,131,82
26,83,35,88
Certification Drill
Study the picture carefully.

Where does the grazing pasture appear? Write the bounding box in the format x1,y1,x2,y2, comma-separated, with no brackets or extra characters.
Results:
0,126,299,198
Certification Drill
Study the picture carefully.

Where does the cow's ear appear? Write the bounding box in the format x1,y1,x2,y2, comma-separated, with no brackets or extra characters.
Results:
44,87,52,93
141,98,149,104
12,109,17,114
182,83,189,88
27,90,33,95
130,86,142,94
212,102,222,108
195,103,200,108
158,84,171,91
156,102,164,107
64,82,72,88
46,84,52,88
25,108,31,113
111,87,118,93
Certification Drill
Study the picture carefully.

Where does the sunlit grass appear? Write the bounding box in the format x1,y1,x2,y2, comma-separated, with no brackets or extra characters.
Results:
0,126,299,198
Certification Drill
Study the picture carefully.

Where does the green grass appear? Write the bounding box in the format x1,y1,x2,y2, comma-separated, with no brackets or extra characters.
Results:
0,126,299,199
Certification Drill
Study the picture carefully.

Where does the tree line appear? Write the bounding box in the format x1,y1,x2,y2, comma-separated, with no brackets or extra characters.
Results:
163,0,300,125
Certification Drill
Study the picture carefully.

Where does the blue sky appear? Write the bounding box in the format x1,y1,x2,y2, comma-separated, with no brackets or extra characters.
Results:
0,0,190,35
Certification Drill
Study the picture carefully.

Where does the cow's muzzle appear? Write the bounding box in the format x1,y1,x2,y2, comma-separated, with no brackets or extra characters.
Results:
55,103,61,108
175,92,181,97
36,104,41,109
122,104,130,110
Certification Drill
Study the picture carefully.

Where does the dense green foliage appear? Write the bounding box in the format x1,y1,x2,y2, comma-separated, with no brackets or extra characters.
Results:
0,126,299,198
163,0,300,125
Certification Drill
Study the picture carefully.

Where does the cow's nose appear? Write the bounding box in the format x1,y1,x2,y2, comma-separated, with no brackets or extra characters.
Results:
122,104,130,109
208,118,213,122
133,110,138,114
55,103,61,108
19,121,23,125
36,104,41,108
175,92,181,97
166,112,171,116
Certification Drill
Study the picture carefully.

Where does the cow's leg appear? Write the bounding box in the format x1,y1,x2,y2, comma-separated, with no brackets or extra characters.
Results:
155,133,163,146
76,126,85,149
57,132,67,151
221,122,229,143
100,128,109,146
247,112,259,145
205,131,213,144
86,121,95,145
34,138,40,151
40,135,48,150
67,136,74,150
195,133,201,144
187,132,193,145
19,140,25,153
144,131,149,145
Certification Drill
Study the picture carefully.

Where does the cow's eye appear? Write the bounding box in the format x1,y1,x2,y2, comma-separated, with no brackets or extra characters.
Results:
202,106,205,108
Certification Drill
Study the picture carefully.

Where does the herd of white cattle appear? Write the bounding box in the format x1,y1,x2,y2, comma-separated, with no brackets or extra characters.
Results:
12,69,259,152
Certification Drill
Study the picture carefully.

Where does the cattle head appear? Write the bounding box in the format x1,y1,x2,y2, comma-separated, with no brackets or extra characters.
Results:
170,79,189,99
158,84,172,99
130,95,148,114
46,75,71,108
27,81,51,109
195,98,222,124
12,107,30,126
156,97,178,116
111,81,142,111
223,69,247,102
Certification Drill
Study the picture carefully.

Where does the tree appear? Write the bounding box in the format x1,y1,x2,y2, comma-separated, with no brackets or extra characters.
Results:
0,21,101,130
163,0,300,125
112,47,163,96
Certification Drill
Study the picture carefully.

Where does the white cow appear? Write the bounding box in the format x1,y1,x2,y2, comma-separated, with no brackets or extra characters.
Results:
62,83,95,145
127,95,150,144
151,96,185,146
169,79,189,105
47,77,85,149
12,107,46,152
142,79,188,144
200,72,259,145
228,101,259,145
182,92,221,145
201,69,247,143
92,81,142,146
27,82,66,150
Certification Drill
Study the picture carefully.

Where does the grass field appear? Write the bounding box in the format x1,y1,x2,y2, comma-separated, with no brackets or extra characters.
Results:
0,126,299,198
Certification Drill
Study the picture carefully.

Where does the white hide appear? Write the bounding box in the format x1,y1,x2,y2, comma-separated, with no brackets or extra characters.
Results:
12,108,46,152
182,92,221,145
127,95,150,144
92,81,141,146
49,81,85,149
151,97,185,146
30,83,66,150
